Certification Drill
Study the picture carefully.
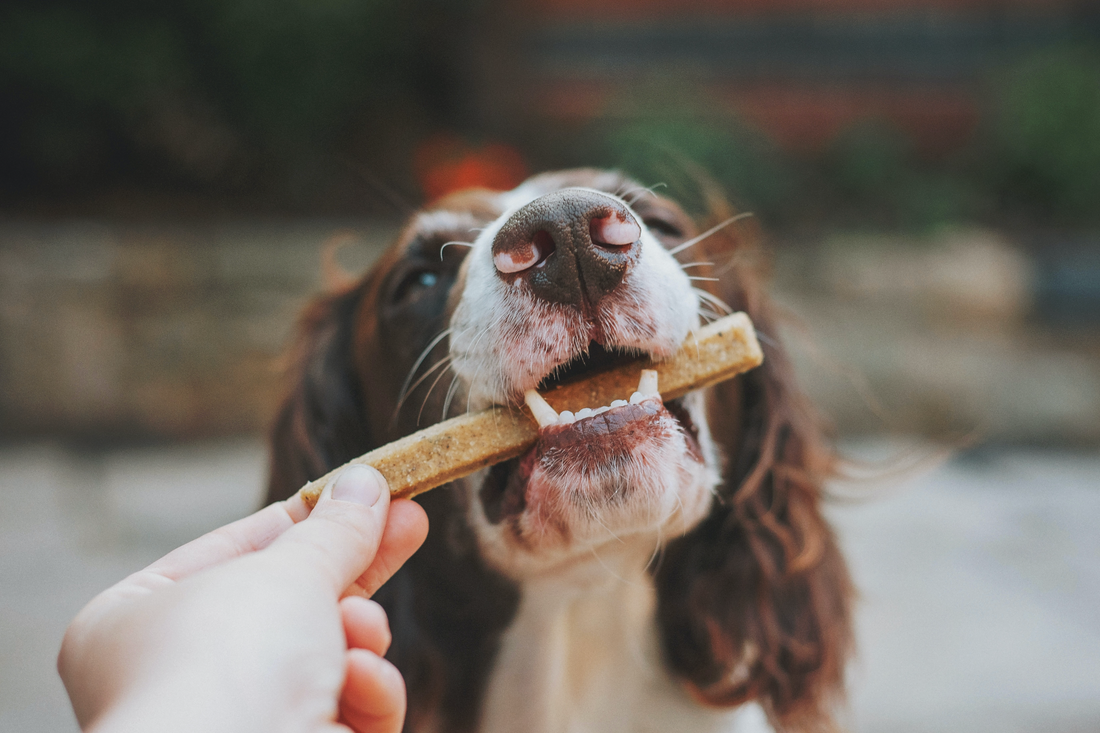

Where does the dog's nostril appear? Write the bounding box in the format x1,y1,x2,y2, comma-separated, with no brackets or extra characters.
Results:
589,213,640,248
528,231,554,265
532,230,556,266
494,230,556,274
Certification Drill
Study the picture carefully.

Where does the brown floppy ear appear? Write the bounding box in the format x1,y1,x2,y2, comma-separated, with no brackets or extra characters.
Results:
265,280,376,504
653,217,854,731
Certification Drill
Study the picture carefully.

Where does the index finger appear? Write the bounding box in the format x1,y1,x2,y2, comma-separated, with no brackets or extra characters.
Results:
342,499,428,599
261,465,394,595
141,493,311,583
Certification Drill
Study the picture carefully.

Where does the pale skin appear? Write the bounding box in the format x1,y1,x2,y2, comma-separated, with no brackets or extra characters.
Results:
57,464,429,733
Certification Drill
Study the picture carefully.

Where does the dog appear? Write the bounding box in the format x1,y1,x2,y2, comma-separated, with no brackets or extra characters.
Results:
265,169,853,733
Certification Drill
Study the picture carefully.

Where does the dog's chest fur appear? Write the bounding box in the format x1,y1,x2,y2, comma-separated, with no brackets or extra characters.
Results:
479,541,768,733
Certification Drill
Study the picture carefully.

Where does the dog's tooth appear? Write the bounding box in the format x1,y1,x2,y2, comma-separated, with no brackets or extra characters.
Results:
524,389,559,428
576,407,594,420
611,399,627,408
558,410,576,424
637,369,659,396
593,406,610,415
629,391,644,404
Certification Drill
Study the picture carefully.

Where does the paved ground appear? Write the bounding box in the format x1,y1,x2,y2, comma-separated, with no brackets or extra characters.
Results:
1,439,1098,732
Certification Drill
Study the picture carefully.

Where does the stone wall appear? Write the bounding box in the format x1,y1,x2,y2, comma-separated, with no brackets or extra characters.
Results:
1,220,1097,445
0,220,394,440
774,229,1100,446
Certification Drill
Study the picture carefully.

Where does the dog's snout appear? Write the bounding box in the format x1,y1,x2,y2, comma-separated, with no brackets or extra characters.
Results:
492,189,641,308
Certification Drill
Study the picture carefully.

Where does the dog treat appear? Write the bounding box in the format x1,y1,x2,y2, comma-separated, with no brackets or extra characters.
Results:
298,311,763,507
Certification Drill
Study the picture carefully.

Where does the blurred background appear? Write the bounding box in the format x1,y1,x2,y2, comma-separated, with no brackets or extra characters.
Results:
1,0,1098,731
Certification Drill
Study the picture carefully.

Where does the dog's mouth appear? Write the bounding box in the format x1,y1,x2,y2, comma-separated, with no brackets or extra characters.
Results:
479,355,704,528
535,342,642,392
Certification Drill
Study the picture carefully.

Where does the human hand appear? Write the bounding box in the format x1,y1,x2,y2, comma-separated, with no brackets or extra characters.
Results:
58,465,428,733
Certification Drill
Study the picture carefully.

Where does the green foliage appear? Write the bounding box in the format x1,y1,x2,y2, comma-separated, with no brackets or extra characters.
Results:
0,0,409,193
897,174,978,233
602,116,797,220
988,46,1100,221
825,121,975,232
0,8,187,110
828,122,911,201
1,4,1095,226
194,0,403,142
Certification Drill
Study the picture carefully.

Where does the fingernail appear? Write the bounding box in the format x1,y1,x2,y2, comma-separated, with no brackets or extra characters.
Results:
330,465,383,506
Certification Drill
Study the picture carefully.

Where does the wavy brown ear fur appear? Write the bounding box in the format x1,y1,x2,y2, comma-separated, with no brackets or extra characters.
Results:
654,205,854,731
265,280,375,504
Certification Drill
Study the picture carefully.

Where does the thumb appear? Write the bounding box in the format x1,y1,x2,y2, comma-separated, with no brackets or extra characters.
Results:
263,464,391,595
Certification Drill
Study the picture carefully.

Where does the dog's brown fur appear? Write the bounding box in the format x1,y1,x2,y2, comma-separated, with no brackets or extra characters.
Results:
266,170,852,732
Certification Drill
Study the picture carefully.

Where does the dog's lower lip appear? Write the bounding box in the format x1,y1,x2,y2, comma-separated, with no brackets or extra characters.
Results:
535,397,664,449
526,392,696,455
485,395,697,517
484,398,667,523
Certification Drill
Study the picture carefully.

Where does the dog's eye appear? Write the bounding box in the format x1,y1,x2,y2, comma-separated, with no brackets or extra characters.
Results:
392,267,441,304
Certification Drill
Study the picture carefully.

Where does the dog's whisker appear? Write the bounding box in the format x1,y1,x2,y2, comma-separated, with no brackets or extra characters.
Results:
398,328,454,409
396,335,451,397
678,261,715,270
457,328,493,413
590,511,625,545
697,301,732,319
690,328,702,358
687,276,721,282
440,241,473,258
694,287,728,304
647,526,664,571
417,359,456,426
588,545,648,590
698,308,722,324
668,212,754,256
442,371,462,420
622,182,667,206
616,182,642,198
756,330,780,349
646,536,667,575
696,298,727,316
395,356,453,419
694,288,733,314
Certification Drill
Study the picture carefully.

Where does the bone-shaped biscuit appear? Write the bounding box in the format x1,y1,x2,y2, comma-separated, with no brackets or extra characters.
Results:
298,311,763,507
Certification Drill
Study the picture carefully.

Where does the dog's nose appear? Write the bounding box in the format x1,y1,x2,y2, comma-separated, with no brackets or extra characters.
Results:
491,188,642,308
